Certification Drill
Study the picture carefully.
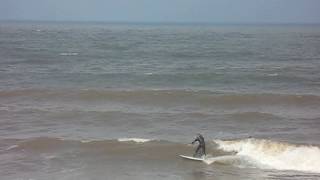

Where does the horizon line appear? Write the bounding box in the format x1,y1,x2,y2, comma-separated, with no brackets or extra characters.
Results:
1,19,320,26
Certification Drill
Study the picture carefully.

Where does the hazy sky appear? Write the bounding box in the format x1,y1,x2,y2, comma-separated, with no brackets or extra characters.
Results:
1,0,320,23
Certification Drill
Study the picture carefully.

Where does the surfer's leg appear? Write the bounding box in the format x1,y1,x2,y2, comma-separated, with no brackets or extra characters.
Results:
198,146,204,157
194,145,201,157
202,145,206,156
195,145,205,157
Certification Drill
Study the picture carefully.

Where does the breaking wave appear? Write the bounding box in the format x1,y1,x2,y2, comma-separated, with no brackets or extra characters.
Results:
214,138,320,173
3,137,320,174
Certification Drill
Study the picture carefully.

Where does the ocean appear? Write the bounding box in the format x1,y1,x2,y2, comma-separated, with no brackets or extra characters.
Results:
0,21,320,180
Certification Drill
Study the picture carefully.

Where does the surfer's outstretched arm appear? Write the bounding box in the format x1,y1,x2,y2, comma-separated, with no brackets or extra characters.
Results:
191,138,199,144
192,135,201,144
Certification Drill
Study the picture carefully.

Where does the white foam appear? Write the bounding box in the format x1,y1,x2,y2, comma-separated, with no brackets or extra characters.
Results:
267,73,279,77
214,138,320,173
203,155,240,165
117,138,152,143
59,52,78,56
41,154,57,160
80,139,96,143
6,145,18,151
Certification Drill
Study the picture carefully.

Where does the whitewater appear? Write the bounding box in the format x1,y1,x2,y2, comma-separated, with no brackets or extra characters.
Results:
213,138,320,173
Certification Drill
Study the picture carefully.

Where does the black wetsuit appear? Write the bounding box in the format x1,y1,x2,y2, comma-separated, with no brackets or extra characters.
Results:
192,134,206,157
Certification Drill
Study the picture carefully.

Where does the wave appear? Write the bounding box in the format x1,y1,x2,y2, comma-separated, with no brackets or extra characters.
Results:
267,73,279,77
117,138,152,143
3,137,320,173
59,52,78,56
4,137,162,152
226,112,281,120
1,89,320,107
214,138,320,173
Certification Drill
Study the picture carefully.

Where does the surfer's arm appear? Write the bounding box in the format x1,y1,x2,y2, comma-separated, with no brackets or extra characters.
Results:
191,138,199,144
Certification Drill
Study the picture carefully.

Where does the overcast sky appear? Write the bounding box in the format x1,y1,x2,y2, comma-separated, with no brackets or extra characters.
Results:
1,0,319,23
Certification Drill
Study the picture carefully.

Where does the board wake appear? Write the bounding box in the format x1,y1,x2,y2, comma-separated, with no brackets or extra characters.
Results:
179,155,205,161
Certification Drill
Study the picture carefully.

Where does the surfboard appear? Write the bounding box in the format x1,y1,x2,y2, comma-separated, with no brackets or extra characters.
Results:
179,155,204,161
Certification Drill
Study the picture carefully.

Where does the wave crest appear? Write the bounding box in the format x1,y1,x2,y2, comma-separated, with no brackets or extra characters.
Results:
117,138,152,143
1,89,320,107
214,138,320,173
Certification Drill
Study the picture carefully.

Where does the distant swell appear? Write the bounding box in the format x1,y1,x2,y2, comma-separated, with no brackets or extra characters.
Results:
1,89,319,107
214,138,320,173
5,137,169,152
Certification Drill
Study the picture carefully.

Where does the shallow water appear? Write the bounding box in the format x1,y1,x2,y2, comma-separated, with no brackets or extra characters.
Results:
0,22,320,179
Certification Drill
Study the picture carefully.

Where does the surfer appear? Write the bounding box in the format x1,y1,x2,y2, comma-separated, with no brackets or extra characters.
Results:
191,134,206,158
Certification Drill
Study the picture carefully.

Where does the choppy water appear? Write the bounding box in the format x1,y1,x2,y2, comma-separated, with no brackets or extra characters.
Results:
0,21,320,180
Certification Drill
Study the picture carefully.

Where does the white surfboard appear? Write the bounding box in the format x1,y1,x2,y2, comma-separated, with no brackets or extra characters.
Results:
179,155,205,161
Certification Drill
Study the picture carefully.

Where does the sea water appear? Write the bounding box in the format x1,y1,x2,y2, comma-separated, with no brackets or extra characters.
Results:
0,21,320,179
